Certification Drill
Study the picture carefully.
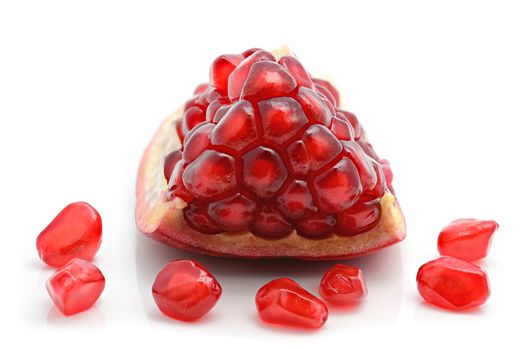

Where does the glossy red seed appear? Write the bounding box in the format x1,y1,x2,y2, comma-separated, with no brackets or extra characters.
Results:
182,106,206,135
255,278,328,329
380,159,394,189
296,87,331,126
182,150,237,199
205,99,224,122
314,83,337,107
175,118,184,142
330,116,354,141
240,61,297,100
163,150,182,182
367,160,387,197
259,97,308,144
210,100,257,152
193,83,209,95
152,260,222,321
182,123,213,163
312,157,362,213
278,56,314,88
286,140,310,176
167,160,193,202
296,212,336,238
343,141,377,193
319,264,367,305
210,54,244,93
336,199,381,236
276,180,318,220
302,124,342,171
313,78,340,106
416,257,490,311
242,48,262,58
207,194,257,231
36,202,102,268
46,258,105,316
337,110,362,140
251,205,292,238
228,50,275,100
243,147,287,197
183,201,221,234
437,219,499,261
212,104,231,123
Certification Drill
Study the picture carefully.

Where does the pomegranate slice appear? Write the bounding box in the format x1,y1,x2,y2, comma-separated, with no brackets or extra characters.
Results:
417,257,490,311
36,202,102,267
46,258,105,316
437,219,499,261
135,47,406,259
255,278,328,329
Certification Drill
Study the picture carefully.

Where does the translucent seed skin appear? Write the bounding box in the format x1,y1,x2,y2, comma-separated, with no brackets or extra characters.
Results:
46,258,105,316
36,202,102,268
152,259,222,322
319,264,367,305
416,257,490,311
255,278,328,329
437,219,499,262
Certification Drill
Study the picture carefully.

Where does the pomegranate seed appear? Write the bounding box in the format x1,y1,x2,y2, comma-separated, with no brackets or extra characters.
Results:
256,278,328,329
36,202,102,267
312,157,362,213
193,83,209,95
240,61,297,100
319,264,367,305
210,54,244,93
46,258,105,316
312,78,340,106
438,219,499,261
207,193,258,231
163,150,182,182
242,146,287,197
278,56,314,88
152,260,222,321
259,97,308,144
417,257,490,311
336,199,381,236
182,150,237,199
276,180,318,220
167,48,394,239
210,100,258,152
182,123,214,163
251,205,292,238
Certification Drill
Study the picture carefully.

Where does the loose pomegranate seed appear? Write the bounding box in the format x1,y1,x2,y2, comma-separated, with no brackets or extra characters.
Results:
165,48,393,238
36,202,102,267
46,258,105,316
437,219,499,261
319,264,367,305
255,278,328,329
152,260,222,321
416,257,490,311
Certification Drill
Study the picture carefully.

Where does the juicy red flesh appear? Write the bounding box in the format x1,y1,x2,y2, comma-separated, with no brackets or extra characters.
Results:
36,202,102,268
319,264,367,305
152,259,222,321
416,257,490,311
46,258,105,316
255,278,328,329
167,49,393,238
437,219,499,262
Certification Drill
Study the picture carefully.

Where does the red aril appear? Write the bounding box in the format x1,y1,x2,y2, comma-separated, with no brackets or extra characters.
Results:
255,278,328,329
319,264,367,305
46,258,105,316
152,259,222,321
437,219,499,261
416,257,490,311
135,47,406,260
36,202,102,268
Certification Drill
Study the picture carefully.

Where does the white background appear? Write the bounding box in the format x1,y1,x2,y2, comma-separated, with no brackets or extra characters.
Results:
2,0,524,348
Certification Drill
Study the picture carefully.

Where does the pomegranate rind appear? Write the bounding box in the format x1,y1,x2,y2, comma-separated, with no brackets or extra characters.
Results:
136,111,406,260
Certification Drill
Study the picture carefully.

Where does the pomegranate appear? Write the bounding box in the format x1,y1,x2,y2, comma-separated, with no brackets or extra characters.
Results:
135,47,406,259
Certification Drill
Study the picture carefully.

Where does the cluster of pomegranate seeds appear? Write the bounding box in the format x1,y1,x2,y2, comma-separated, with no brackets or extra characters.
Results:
417,218,498,311
166,48,393,238
152,259,222,321
46,258,105,316
437,219,499,262
319,264,367,305
255,278,328,329
416,257,490,311
36,202,102,267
